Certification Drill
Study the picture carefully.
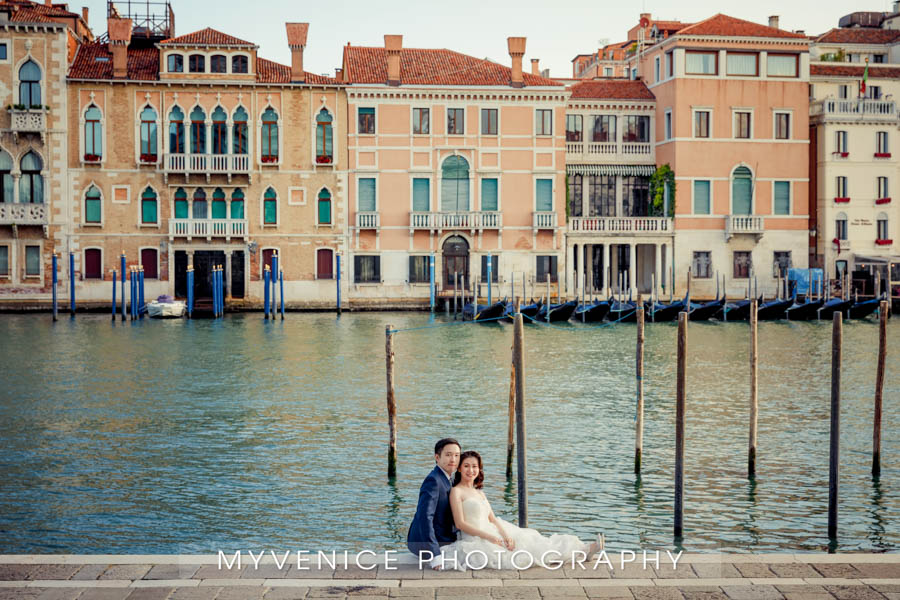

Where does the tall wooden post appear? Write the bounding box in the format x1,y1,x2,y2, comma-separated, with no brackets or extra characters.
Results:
635,300,645,473
749,298,759,477
874,301,887,476
506,298,519,479
513,299,528,526
674,311,687,537
828,312,842,538
385,325,397,478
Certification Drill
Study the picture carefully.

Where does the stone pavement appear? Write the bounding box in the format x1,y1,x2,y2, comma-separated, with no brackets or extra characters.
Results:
0,553,899,600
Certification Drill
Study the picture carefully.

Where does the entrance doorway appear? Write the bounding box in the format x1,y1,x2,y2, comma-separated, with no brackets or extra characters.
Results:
442,235,469,289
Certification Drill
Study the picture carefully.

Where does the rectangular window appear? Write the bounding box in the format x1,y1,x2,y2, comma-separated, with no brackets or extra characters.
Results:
692,251,711,279
358,107,375,134
481,178,498,211
878,176,889,199
592,115,615,142
766,54,798,77
141,248,158,279
0,246,8,276
84,249,101,279
25,245,40,276
665,52,673,77
480,108,498,135
874,54,886,63
734,111,751,139
588,175,616,217
867,86,882,100
358,178,376,212
774,251,792,277
877,131,889,155
0,44,7,61
480,255,499,283
726,52,758,76
535,179,553,212
836,218,848,240
733,251,752,279
693,180,711,214
604,67,613,77
566,114,583,141
167,54,183,73
622,115,649,142
878,218,889,240
354,255,380,283
622,176,650,217
412,178,430,212
836,176,848,198
835,130,848,154
655,56,660,82
535,109,552,135
773,181,790,215
664,111,672,140
568,174,582,218
536,255,558,283
409,256,430,284
838,85,848,100
413,108,430,134
694,110,710,138
317,250,333,280
685,51,717,75
775,112,791,140
447,108,464,135
263,198,277,224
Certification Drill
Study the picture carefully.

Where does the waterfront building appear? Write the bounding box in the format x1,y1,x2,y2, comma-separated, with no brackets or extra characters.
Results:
0,1,91,305
340,36,569,303
65,5,346,308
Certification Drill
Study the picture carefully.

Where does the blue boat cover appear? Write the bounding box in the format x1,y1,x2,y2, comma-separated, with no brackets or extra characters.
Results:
787,268,824,296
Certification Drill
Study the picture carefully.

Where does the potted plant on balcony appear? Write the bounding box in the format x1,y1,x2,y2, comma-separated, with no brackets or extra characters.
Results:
140,153,158,163
876,238,893,246
876,197,892,205
649,164,676,217
316,155,333,164
83,153,101,162
261,155,277,164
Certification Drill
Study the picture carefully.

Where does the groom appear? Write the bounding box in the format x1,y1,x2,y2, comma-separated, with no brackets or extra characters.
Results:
407,438,460,569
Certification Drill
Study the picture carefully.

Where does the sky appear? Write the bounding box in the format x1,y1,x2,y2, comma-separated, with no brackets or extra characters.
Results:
89,0,893,78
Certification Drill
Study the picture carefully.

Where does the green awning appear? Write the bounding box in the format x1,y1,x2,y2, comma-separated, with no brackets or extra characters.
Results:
566,164,656,176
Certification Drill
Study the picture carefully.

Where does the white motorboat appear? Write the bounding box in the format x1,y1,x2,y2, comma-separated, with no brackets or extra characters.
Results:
147,295,185,318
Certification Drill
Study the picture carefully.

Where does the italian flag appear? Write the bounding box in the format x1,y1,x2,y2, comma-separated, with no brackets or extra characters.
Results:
860,57,869,96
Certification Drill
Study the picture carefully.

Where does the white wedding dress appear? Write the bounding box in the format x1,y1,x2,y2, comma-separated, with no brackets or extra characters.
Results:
438,493,589,570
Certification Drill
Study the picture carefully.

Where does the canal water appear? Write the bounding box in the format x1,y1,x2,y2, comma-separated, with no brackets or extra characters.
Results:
0,312,897,554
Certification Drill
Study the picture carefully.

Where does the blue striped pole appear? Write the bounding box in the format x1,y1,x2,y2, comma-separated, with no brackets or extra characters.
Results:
220,266,225,317
280,270,285,320
129,268,134,319
214,266,220,318
487,253,492,306
271,252,278,320
51,253,58,322
429,254,435,312
336,254,342,316
112,269,117,320
263,266,270,319
68,252,75,317
187,267,193,318
120,254,126,321
139,267,145,318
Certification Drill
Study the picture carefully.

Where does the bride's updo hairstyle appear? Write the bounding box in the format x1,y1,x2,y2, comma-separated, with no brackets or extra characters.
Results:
453,450,484,489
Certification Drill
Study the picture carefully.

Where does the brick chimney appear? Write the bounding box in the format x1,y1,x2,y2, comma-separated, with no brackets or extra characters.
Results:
384,35,402,86
531,58,539,76
768,15,779,29
107,17,132,79
82,6,88,23
286,23,309,83
508,37,525,88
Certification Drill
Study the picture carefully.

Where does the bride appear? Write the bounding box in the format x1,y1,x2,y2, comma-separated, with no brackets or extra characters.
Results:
437,450,604,570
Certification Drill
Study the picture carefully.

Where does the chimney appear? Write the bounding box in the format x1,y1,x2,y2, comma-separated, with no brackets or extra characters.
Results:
768,15,780,29
107,17,132,78
531,58,539,76
82,6,88,23
286,23,309,83
508,37,526,88
384,35,402,86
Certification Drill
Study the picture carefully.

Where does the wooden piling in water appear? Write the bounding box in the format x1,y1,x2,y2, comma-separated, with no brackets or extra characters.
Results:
874,301,887,477
635,298,645,474
512,299,528,526
385,324,397,479
828,311,842,539
506,298,519,479
749,298,759,477
674,311,687,537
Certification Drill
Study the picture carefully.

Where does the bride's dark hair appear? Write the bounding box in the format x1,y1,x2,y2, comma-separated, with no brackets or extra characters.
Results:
453,450,484,489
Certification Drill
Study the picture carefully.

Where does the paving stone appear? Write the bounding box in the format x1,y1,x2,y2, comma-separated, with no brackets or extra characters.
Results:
610,565,654,580
376,566,422,580
691,565,741,580
72,566,110,581
264,590,310,600
732,564,776,579
435,588,494,596
537,586,587,598
216,587,266,599
812,565,862,579
519,568,569,580
286,566,335,580
306,588,350,598
582,588,634,599
333,567,381,580
721,585,784,600
388,589,436,598
776,586,829,594
34,589,87,600
0,590,41,600
420,569,471,580
78,589,134,600
681,593,728,600
0,565,36,581
871,586,900,594
629,588,684,600
782,594,835,600
850,565,900,579
490,587,541,599
770,565,822,579
193,566,249,580
125,588,175,600
99,566,152,581
144,566,201,581
474,569,518,580
824,585,887,600
653,564,698,579
170,587,221,600
883,595,900,600
26,565,83,581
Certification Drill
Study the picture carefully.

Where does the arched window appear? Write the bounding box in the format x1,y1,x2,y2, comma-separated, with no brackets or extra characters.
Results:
441,156,469,211
211,106,227,154
212,188,227,219
877,212,889,241
141,187,158,224
232,107,248,154
83,105,102,161
190,106,206,154
192,188,207,219
261,108,278,162
232,55,248,74
263,187,277,224
316,108,333,163
140,106,158,161
0,152,12,203
84,185,101,223
174,187,188,219
167,54,183,73
19,151,42,204
568,174,582,217
835,211,848,240
210,55,226,73
168,106,185,154
230,189,245,219
318,189,332,225
731,166,753,215
189,54,205,73
19,60,41,107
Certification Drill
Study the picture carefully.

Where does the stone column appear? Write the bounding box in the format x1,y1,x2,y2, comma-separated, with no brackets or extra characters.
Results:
225,250,232,299
655,243,662,300
566,242,574,298
187,249,194,268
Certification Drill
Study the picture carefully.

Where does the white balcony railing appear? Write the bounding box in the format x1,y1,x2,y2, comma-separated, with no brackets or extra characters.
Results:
0,202,47,226
725,215,765,241
569,216,672,234
811,99,897,119
409,211,502,230
8,108,46,139
566,141,584,155
588,142,617,155
163,153,251,176
168,218,248,241
622,142,652,155
533,211,558,229
838,239,851,252
357,211,380,229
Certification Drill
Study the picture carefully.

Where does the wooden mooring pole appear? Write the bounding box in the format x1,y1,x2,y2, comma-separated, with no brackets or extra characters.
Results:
385,324,397,479
749,298,759,477
506,298,519,479
674,311,687,538
635,298,645,473
828,311,842,539
512,298,528,527
874,300,887,477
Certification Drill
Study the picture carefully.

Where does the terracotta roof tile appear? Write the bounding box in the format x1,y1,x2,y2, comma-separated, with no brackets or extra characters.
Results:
0,0,79,18
68,42,159,80
256,57,340,85
678,14,807,39
569,80,655,100
811,63,900,78
344,46,561,86
161,27,255,47
653,20,690,31
816,28,900,45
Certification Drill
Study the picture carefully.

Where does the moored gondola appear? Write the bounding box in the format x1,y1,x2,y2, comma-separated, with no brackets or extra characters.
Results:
572,299,610,323
647,296,687,322
756,297,793,320
536,299,578,322
689,297,726,321
849,297,881,319
503,299,541,322
716,297,756,321
463,298,508,321
608,299,637,322
785,296,825,320
817,297,853,320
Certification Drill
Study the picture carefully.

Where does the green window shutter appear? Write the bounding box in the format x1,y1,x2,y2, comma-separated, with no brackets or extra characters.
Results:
0,246,7,276
264,199,277,224
413,178,430,212
481,178,498,211
85,193,101,223
359,178,376,212
773,181,790,215
174,199,188,219
230,200,244,220
211,200,227,219
693,181,710,215
142,198,157,223
318,197,331,224
732,168,752,215
536,179,553,211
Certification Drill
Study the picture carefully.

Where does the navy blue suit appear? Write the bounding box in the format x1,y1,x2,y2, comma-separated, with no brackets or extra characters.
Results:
407,465,457,559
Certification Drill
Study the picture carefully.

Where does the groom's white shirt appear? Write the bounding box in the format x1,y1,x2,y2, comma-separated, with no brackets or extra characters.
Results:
431,465,455,568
